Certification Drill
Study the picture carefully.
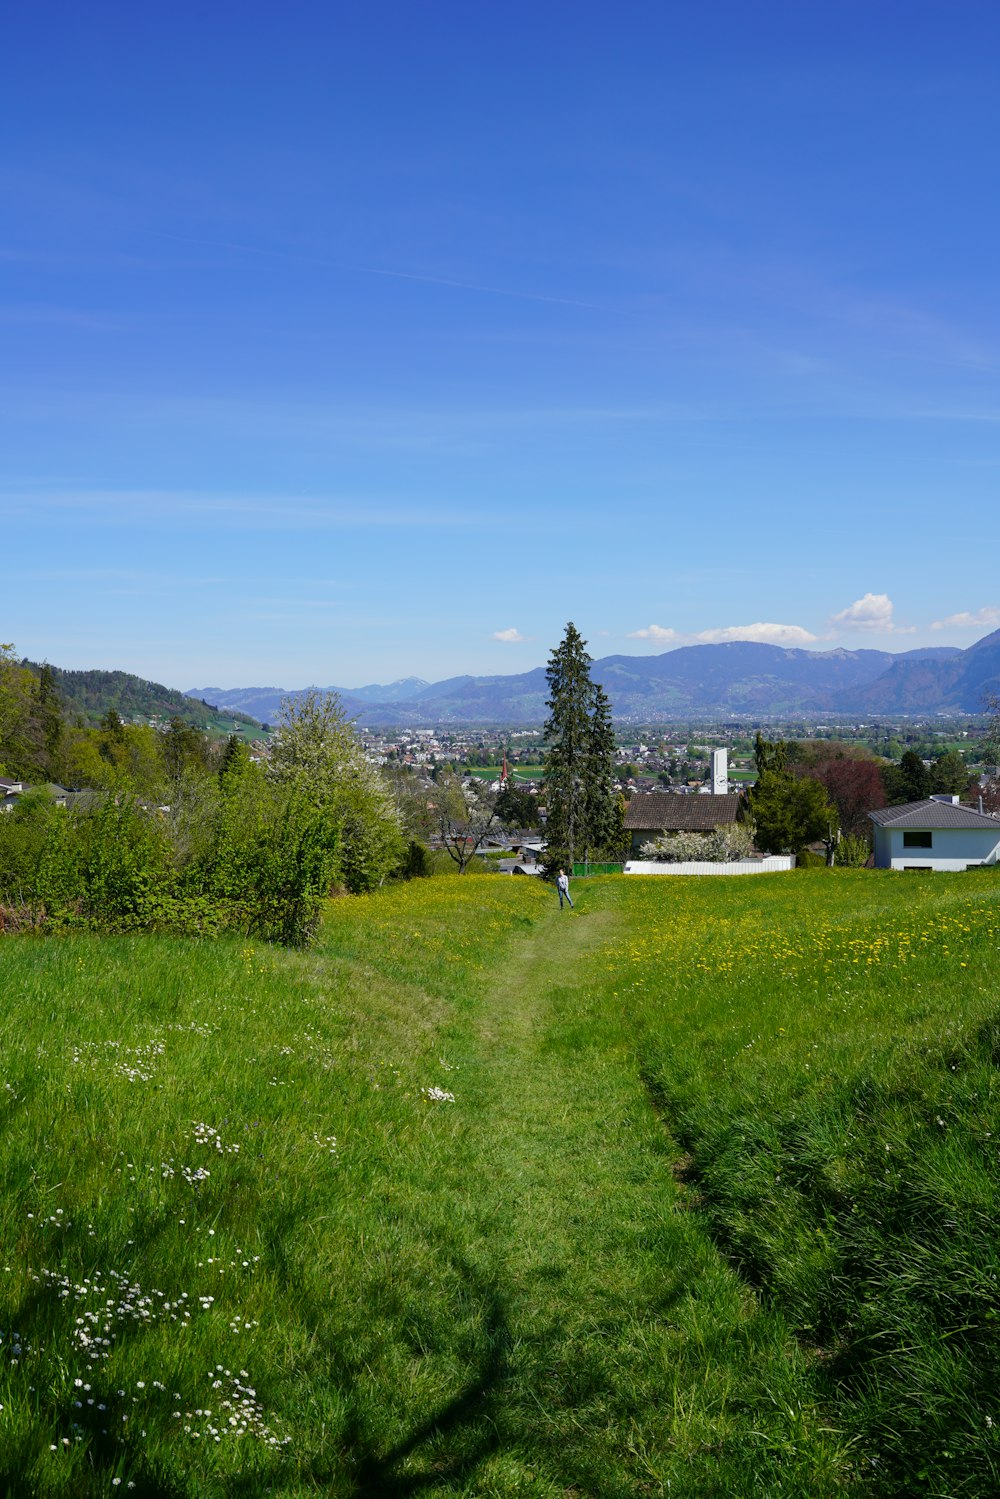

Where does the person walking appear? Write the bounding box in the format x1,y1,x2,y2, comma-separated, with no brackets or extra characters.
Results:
556,868,574,910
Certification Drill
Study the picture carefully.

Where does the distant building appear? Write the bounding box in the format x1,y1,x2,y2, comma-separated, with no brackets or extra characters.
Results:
869,796,1000,871
0,782,89,814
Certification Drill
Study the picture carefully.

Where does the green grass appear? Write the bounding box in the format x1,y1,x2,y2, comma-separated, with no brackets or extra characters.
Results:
1,871,999,1493
464,765,543,783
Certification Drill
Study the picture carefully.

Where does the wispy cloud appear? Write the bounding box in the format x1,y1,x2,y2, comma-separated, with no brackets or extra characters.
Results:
492,627,525,643
0,486,495,532
147,230,611,312
626,624,684,644
931,605,1000,632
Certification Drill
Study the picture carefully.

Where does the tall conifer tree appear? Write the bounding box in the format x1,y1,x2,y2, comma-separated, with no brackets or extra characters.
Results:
543,623,618,867
582,683,618,857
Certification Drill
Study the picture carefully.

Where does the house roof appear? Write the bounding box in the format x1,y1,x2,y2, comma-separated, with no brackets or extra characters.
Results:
869,798,1000,830
623,792,742,832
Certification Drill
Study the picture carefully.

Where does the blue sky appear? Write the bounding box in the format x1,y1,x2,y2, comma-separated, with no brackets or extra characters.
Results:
4,3,1000,690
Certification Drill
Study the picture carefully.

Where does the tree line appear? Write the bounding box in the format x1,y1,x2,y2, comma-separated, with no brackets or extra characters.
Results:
0,651,409,943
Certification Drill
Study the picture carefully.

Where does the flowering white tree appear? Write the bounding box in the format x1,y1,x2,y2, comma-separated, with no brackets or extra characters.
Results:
639,822,755,863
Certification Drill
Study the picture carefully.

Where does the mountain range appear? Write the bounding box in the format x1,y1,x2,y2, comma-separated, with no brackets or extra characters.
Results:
190,629,1000,724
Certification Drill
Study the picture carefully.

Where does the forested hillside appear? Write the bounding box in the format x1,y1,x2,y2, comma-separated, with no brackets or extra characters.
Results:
24,659,262,733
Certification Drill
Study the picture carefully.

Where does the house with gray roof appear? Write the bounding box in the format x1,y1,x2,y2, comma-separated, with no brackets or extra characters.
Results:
869,795,1000,871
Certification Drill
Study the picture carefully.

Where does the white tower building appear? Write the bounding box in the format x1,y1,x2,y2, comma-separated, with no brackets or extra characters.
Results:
710,748,729,796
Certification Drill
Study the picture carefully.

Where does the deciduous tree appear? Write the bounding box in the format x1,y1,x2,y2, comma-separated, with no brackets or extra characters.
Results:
31,664,65,781
750,770,836,855
435,772,499,874
984,695,1000,767
0,644,38,777
797,753,886,838
269,690,404,892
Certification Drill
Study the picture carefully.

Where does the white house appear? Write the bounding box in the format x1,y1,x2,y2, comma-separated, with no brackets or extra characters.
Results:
869,796,1000,871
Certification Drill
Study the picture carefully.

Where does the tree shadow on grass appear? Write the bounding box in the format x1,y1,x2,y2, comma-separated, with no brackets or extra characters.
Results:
4,1199,697,1497
341,1247,512,1497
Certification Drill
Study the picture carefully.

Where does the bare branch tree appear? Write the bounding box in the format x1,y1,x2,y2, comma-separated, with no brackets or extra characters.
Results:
436,772,499,874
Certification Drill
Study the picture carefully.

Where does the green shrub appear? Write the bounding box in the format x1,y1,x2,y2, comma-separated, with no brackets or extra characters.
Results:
201,776,340,945
795,847,827,868
396,839,433,879
0,792,60,900
834,833,871,868
75,794,176,928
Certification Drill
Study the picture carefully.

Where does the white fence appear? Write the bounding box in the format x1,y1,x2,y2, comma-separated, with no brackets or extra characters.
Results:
623,856,796,877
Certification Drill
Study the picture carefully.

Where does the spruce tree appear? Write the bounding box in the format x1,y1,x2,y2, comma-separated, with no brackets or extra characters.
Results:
218,733,252,788
543,623,618,867
754,731,788,776
582,683,618,857
898,748,930,803
543,623,592,867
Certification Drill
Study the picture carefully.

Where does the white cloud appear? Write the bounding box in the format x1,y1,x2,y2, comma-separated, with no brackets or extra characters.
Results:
828,592,899,633
931,605,1000,632
626,624,685,644
492,627,525,643
694,621,819,647
627,621,818,648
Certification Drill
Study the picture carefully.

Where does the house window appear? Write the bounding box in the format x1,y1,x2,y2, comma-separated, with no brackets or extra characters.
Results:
903,831,933,849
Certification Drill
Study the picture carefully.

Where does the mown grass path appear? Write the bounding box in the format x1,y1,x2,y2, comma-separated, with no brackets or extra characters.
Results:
346,891,851,1496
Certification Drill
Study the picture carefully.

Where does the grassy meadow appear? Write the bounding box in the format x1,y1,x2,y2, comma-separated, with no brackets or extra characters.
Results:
1,870,999,1495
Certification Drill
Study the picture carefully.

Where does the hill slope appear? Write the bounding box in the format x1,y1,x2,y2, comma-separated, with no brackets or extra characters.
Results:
28,662,263,733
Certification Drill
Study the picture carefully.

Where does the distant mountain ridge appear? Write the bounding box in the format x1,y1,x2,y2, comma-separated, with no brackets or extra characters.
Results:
845,628,1000,713
188,633,1000,724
